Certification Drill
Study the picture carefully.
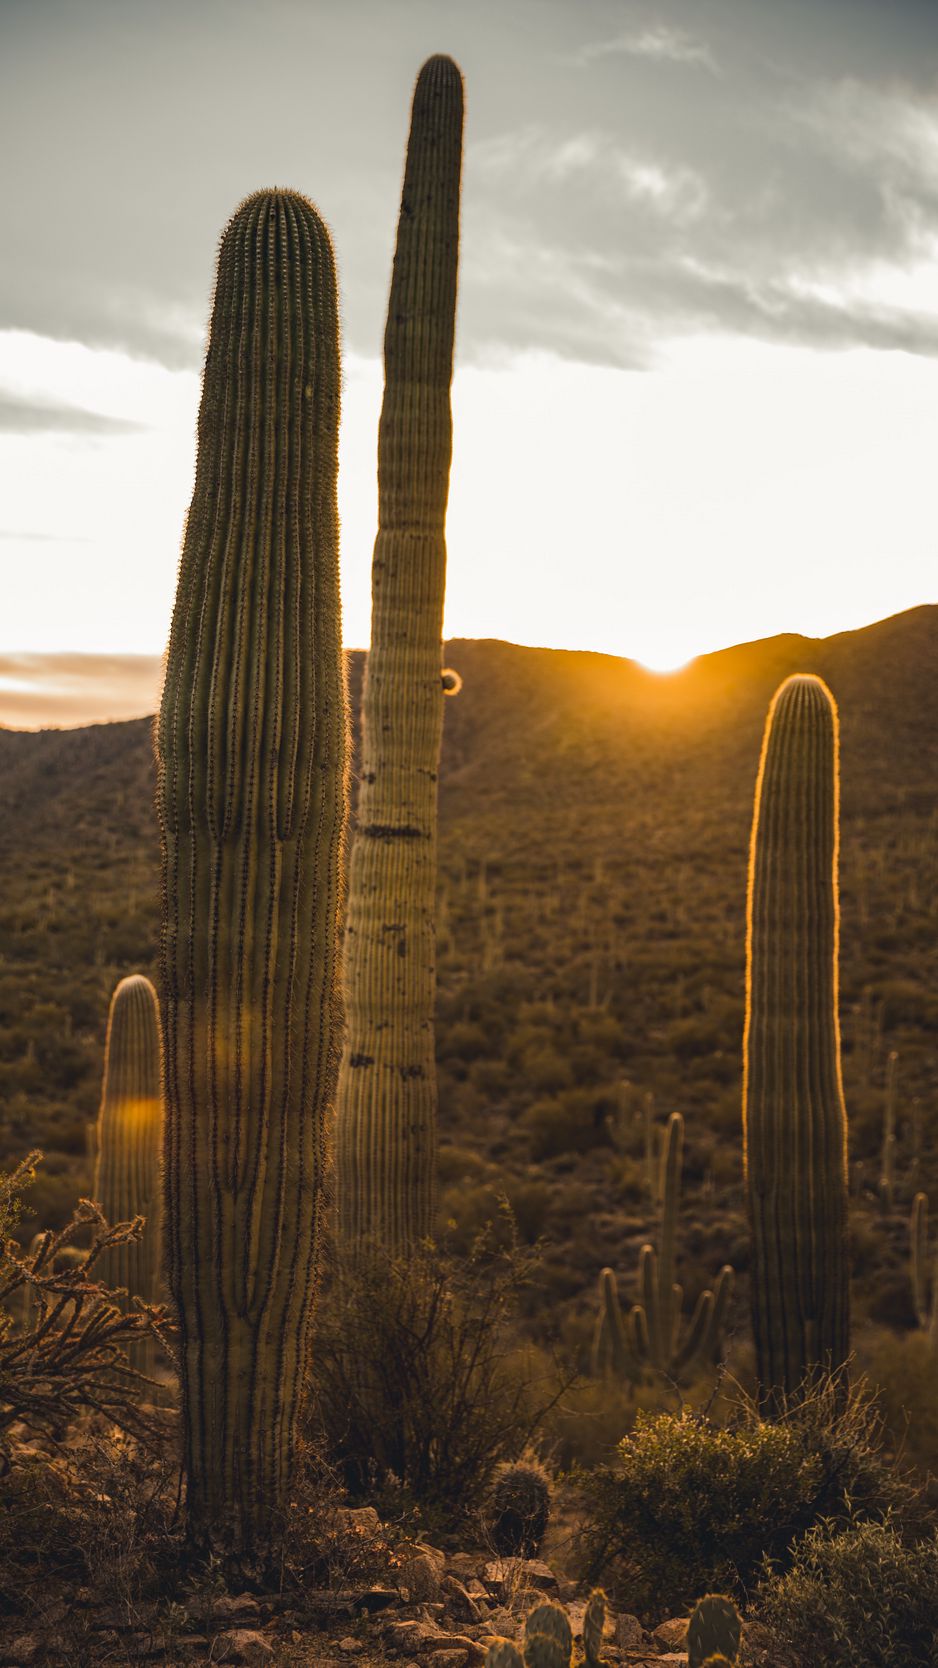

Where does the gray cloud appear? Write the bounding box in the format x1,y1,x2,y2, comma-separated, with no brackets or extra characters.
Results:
3,0,938,371
0,653,161,730
0,392,145,435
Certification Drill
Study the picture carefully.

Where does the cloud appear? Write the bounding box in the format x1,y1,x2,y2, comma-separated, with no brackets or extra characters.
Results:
574,25,718,73
0,392,145,436
0,653,162,729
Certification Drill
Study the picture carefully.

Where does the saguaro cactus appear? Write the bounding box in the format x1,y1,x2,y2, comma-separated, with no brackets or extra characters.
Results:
337,55,464,1248
93,974,163,1314
156,190,347,1553
593,1112,734,1383
744,674,849,1405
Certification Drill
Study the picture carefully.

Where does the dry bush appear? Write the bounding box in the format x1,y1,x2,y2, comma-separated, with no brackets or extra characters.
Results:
0,1151,174,1470
306,1224,569,1540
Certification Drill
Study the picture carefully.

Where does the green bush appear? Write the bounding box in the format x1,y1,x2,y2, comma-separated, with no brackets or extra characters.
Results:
577,1377,922,1617
755,1519,938,1667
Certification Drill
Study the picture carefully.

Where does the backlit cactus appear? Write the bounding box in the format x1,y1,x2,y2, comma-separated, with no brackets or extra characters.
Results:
337,55,464,1248
93,975,163,1317
593,1112,733,1383
583,1589,607,1668
744,674,849,1404
687,1594,741,1668
487,1459,551,1556
155,190,347,1553
525,1601,572,1668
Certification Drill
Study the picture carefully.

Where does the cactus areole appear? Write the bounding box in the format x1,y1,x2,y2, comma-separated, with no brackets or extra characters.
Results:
337,55,464,1249
743,674,849,1405
156,190,347,1555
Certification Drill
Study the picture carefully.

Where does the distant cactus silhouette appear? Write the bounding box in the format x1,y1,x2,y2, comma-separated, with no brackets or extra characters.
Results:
911,1191,938,1348
93,975,163,1312
337,55,464,1248
744,674,849,1405
156,189,347,1553
593,1112,733,1383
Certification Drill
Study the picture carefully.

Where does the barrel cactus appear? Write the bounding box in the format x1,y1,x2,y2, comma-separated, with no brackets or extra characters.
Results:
487,1458,551,1556
337,54,464,1249
155,189,347,1554
93,975,163,1316
743,674,849,1405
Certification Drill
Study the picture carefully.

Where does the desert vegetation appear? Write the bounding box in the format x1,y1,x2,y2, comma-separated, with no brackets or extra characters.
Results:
0,45,937,1668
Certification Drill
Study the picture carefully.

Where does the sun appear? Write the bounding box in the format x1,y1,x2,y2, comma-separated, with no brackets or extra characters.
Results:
636,648,695,674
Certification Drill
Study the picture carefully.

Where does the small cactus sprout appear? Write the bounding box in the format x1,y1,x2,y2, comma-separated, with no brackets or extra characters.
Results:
525,1601,573,1668
484,1643,524,1668
488,1458,551,1556
583,1589,607,1667
687,1594,742,1668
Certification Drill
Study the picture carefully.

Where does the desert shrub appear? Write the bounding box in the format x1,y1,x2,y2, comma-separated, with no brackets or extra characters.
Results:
755,1519,938,1668
577,1376,922,1616
521,1087,609,1160
307,1231,566,1540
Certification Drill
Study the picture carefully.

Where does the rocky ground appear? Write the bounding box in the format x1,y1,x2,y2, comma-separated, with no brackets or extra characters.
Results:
0,1517,772,1668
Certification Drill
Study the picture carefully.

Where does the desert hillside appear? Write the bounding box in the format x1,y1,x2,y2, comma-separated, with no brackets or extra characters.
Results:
1,607,936,1337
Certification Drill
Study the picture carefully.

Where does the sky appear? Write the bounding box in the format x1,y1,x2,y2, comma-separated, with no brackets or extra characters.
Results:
2,0,937,724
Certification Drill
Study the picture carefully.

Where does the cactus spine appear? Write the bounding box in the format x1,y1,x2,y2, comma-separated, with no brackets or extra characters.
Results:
93,975,163,1319
593,1112,733,1382
156,190,347,1553
744,674,849,1405
337,56,464,1248
687,1595,741,1668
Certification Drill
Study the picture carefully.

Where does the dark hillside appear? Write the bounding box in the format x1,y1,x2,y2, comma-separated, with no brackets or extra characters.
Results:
1,607,935,1339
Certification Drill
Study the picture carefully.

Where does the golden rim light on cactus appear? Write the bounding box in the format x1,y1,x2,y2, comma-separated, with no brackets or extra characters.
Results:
337,55,464,1249
155,187,348,1554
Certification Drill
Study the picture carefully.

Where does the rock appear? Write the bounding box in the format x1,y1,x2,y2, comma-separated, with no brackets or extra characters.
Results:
447,1552,485,1581
483,1559,559,1599
401,1550,446,1601
337,1505,382,1536
338,1639,365,1656
430,1653,469,1668
214,1629,275,1665
358,1587,403,1614
616,1612,645,1650
442,1575,484,1622
653,1618,690,1649
384,1619,486,1661
212,1595,262,1623
567,1602,587,1638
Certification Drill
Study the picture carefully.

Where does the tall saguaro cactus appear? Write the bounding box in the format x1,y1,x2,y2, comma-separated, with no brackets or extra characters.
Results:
337,55,464,1248
744,674,849,1405
94,974,163,1313
156,190,347,1554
